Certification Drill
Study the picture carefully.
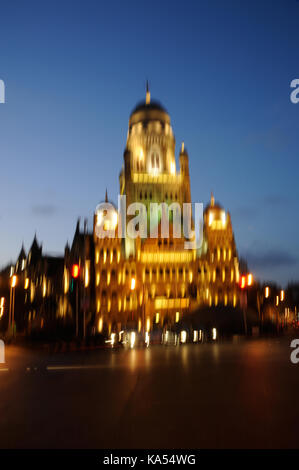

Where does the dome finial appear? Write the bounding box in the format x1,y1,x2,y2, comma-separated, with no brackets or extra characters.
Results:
146,80,150,105
211,192,215,207
181,141,185,153
105,188,108,203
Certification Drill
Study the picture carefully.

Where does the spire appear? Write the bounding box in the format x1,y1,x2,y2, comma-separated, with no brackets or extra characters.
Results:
105,188,108,203
181,141,185,153
18,243,26,261
211,192,215,207
31,233,39,250
75,218,80,234
145,80,150,105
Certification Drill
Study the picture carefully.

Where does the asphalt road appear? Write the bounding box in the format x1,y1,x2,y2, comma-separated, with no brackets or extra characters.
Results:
0,336,298,449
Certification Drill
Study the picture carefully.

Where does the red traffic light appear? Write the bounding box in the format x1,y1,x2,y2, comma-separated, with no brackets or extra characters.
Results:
240,276,246,289
72,264,80,279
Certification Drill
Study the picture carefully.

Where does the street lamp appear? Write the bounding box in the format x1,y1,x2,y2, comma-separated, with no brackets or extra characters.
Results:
8,275,17,337
71,264,80,337
239,273,254,335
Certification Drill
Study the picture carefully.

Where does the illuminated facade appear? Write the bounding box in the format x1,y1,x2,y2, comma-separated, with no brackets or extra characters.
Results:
93,88,240,334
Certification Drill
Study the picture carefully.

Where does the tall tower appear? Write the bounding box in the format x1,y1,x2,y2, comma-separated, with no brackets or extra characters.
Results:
119,86,192,256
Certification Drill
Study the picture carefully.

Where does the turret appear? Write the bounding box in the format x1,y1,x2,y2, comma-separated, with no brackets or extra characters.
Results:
179,142,191,203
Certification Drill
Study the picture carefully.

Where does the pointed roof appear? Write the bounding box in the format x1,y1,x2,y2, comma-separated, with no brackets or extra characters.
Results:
17,243,26,261
179,141,188,155
211,192,215,207
30,233,40,252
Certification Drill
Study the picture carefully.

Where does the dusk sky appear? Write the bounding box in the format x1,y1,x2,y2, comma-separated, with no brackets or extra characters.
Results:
0,0,299,286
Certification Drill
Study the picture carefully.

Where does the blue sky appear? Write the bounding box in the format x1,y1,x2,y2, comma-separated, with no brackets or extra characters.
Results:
0,0,298,286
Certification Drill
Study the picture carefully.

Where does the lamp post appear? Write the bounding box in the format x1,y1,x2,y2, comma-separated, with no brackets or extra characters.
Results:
72,264,80,337
240,273,254,335
8,275,17,337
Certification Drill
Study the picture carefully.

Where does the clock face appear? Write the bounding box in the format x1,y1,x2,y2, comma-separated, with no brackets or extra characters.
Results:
148,147,162,174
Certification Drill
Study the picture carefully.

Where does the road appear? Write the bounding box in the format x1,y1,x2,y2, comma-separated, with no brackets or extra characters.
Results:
0,336,298,448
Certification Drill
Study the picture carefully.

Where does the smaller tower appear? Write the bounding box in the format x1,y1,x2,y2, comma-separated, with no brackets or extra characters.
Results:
179,142,191,204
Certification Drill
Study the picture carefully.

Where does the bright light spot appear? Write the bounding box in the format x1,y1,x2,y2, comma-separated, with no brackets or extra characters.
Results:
72,264,80,279
0,297,4,318
240,276,246,289
145,331,150,347
247,274,253,286
96,212,103,226
85,262,90,287
170,162,175,174
221,211,226,226
11,275,17,288
130,278,136,290
265,286,270,298
175,311,180,323
155,313,160,324
180,330,187,343
112,211,118,228
212,328,217,340
24,278,29,290
130,332,136,348
193,330,198,342
280,290,285,302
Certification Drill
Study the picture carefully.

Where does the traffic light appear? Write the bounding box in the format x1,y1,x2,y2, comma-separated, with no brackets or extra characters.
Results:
72,264,80,279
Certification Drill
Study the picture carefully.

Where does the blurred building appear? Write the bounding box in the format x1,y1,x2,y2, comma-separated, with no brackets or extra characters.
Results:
93,88,240,335
0,88,240,337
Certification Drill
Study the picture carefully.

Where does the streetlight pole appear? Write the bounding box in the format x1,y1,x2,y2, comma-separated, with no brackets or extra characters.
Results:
71,264,80,338
8,284,12,333
12,285,16,337
8,275,17,337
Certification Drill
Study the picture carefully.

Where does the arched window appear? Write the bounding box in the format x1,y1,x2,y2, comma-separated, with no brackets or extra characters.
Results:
149,150,162,173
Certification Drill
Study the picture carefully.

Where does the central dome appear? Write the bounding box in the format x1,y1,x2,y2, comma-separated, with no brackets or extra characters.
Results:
129,88,170,127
